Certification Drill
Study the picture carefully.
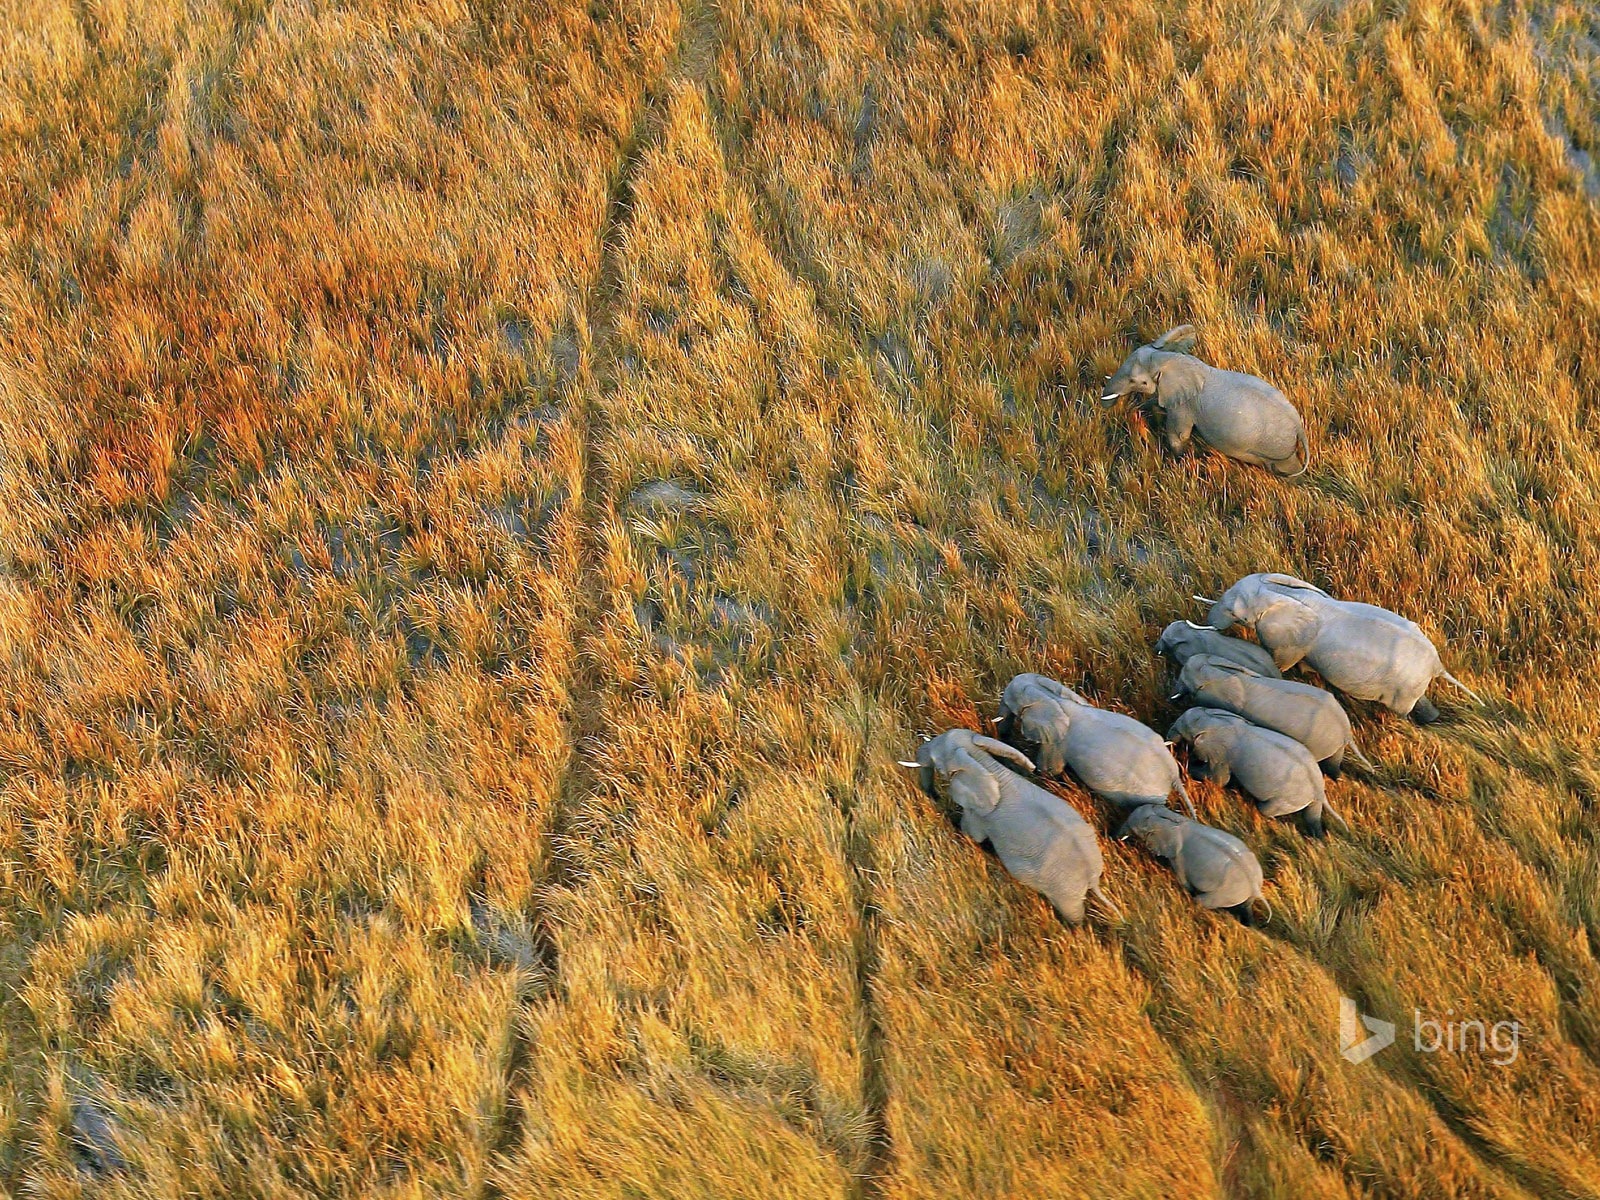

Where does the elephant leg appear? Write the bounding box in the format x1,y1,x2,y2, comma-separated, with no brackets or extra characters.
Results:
1299,803,1326,838
1195,889,1244,912
1164,415,1195,457
1052,891,1087,925
1409,695,1440,725
1169,856,1192,894
1320,751,1343,780
1254,795,1300,819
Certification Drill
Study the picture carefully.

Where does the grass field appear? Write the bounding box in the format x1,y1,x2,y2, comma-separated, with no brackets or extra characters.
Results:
3,0,1600,1195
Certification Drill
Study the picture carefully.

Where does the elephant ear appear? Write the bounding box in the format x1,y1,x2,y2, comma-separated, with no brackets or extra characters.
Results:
1125,808,1185,859
1260,573,1328,596
971,733,1035,775
1184,658,1252,708
1254,599,1320,671
1151,323,1197,352
947,760,1001,816
1183,654,1257,687
1012,703,1068,777
1207,656,1260,677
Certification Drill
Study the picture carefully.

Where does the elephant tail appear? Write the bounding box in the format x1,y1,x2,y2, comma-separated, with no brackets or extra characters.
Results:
1089,886,1124,921
1174,777,1198,820
1249,895,1274,926
1439,671,1483,704
1347,739,1376,772
1324,802,1351,833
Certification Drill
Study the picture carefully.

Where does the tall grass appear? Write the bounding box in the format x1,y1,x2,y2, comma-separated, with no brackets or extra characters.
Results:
2,0,1599,1196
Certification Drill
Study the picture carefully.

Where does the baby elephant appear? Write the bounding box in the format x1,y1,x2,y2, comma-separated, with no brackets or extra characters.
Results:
1168,708,1349,837
904,729,1117,925
997,673,1195,818
1204,573,1481,722
1102,324,1309,476
1118,804,1269,922
1155,619,1281,678
1176,654,1371,777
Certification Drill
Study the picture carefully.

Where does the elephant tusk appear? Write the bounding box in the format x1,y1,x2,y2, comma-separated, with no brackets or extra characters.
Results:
896,761,921,769
1182,619,1217,630
1193,595,1217,605
1169,693,1183,701
1100,392,1120,401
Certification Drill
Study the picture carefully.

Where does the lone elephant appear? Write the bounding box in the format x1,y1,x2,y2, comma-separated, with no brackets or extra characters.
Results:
1118,804,1269,922
1101,324,1309,476
997,673,1196,818
1203,572,1480,722
904,729,1117,925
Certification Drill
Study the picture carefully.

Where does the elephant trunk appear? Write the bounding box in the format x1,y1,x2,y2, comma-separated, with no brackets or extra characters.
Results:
1202,599,1234,630
1101,368,1133,404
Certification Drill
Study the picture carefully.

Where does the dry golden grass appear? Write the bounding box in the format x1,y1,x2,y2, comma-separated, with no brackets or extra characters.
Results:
3,0,1600,1195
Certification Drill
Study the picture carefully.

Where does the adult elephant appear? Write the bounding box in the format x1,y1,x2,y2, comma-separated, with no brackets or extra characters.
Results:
1101,324,1309,476
903,729,1119,925
1201,573,1480,722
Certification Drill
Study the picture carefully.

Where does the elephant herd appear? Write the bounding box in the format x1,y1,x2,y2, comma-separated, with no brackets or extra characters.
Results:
900,327,1482,926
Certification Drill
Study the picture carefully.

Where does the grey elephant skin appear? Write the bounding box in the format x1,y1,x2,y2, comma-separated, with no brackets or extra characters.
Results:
1102,324,1309,476
1118,804,1268,920
1176,654,1368,777
997,673,1196,818
1205,572,1480,721
908,729,1114,925
1155,619,1281,678
1168,708,1348,836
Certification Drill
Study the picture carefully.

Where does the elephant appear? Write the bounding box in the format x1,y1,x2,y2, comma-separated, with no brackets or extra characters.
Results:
1155,619,1282,678
1168,707,1349,837
1200,573,1481,723
996,673,1196,818
1101,324,1310,476
901,728,1119,925
1175,654,1372,777
1117,804,1269,922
